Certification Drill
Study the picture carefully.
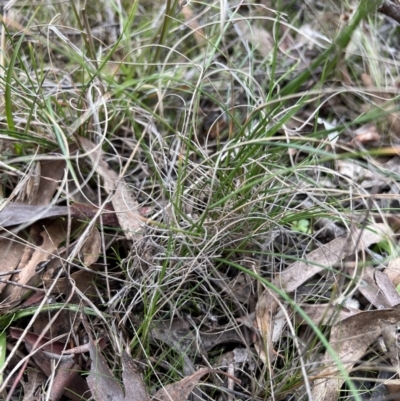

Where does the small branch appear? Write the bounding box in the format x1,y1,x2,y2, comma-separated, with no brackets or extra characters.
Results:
378,0,400,24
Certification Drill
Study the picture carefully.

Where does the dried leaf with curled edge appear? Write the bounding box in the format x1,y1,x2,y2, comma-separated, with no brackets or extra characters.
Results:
276,226,382,293
256,226,383,363
1,219,66,304
311,307,400,401
77,136,143,241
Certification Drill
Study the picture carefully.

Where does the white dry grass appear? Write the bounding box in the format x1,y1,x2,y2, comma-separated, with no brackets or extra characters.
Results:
0,1,400,401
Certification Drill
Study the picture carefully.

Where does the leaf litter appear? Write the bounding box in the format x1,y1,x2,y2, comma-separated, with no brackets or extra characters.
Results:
3,1,400,401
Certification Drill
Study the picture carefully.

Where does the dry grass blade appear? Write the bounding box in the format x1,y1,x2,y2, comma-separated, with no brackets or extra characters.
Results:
1,1,398,400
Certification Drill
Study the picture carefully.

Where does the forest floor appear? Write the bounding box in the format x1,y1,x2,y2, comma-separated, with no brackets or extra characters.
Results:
1,1,400,400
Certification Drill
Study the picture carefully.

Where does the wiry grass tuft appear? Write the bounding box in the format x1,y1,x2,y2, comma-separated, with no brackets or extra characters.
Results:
0,1,400,400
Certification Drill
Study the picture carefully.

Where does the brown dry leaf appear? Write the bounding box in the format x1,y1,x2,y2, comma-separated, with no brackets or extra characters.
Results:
375,270,400,307
380,323,400,376
256,227,383,363
152,367,210,401
336,159,375,184
201,326,248,352
345,265,400,309
46,268,99,298
1,219,66,303
22,368,46,401
25,349,88,401
234,20,274,58
352,266,392,309
383,111,400,142
21,291,45,307
151,318,247,372
0,236,26,294
385,257,400,286
11,327,90,401
383,379,400,397
180,3,206,46
15,162,41,204
254,288,280,363
231,272,253,303
49,359,82,401
0,203,69,227
377,214,400,233
12,155,69,206
71,202,120,227
82,316,125,401
32,307,78,343
81,226,101,266
10,327,66,355
122,352,150,401
295,304,360,326
0,202,122,229
350,124,381,146
311,307,400,400
276,227,382,293
30,158,67,205
151,318,197,376
86,339,124,401
379,1,400,24
77,136,143,241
